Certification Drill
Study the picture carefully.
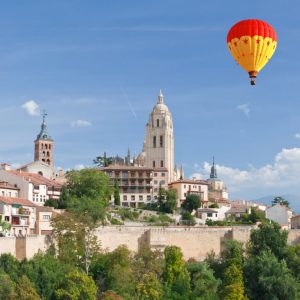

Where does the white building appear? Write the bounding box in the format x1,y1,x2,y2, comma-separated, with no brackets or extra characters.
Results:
197,206,231,224
0,196,36,235
0,181,19,198
265,204,293,229
0,170,62,206
168,179,209,207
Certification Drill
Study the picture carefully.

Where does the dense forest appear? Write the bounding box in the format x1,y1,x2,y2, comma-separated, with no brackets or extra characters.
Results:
0,169,299,300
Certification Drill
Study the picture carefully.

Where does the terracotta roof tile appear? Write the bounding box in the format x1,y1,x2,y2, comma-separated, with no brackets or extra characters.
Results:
0,196,36,207
7,171,62,188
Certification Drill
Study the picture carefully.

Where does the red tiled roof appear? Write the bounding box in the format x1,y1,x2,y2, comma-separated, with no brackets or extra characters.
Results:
7,171,62,189
169,179,209,185
0,181,19,190
0,196,36,207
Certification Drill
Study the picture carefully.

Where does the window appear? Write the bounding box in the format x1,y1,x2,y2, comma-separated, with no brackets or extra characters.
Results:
160,160,164,167
2,191,4,196
139,195,143,201
4,216,9,222
153,136,156,148
153,161,156,168
207,213,212,217
154,188,158,192
161,173,165,177
184,185,186,189
131,195,135,201
160,135,163,147
154,180,158,184
154,173,157,177
123,195,127,201
184,193,187,197
147,195,151,201
160,180,165,185
156,119,159,127
43,215,51,220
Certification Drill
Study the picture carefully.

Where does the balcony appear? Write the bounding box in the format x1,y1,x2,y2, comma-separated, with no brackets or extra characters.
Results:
11,207,31,216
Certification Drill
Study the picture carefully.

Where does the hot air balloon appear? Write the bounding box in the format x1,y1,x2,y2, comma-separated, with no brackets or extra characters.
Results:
227,19,277,85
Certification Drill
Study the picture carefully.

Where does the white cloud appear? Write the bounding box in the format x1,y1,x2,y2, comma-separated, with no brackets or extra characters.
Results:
70,120,92,128
22,100,40,116
295,133,300,139
74,164,85,170
237,103,250,117
192,147,300,198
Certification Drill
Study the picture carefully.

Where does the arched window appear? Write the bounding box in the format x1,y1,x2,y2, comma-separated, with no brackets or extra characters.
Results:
38,171,43,176
156,119,159,127
160,135,163,147
46,159,50,165
161,160,164,167
47,151,50,157
45,144,48,150
153,136,156,148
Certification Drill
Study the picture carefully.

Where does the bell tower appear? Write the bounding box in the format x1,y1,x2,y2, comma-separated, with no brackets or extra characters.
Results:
144,90,174,181
34,111,54,167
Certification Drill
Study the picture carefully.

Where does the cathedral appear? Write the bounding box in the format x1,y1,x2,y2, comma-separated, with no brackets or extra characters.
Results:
134,90,183,182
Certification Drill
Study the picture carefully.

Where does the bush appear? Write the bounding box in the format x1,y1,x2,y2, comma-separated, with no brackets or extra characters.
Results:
110,218,124,225
181,212,196,226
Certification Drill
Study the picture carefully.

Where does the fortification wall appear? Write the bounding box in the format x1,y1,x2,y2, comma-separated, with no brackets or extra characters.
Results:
0,237,16,256
0,226,300,260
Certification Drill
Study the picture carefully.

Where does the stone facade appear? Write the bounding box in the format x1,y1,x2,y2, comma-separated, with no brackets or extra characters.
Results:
1,226,300,261
168,179,209,207
144,91,174,182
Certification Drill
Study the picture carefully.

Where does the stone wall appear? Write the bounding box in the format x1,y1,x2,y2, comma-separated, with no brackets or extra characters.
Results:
0,237,15,256
0,226,300,261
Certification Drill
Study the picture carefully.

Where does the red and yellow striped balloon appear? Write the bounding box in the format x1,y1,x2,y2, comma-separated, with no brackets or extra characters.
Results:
227,19,277,85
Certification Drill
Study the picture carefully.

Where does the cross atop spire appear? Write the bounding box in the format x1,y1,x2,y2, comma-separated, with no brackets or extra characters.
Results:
210,156,217,179
42,110,48,124
35,110,52,141
158,89,164,104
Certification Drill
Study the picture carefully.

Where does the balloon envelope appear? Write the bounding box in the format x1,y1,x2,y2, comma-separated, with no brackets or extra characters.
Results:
227,19,277,85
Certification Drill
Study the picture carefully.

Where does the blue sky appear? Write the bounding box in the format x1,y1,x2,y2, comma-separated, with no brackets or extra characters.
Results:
1,1,300,200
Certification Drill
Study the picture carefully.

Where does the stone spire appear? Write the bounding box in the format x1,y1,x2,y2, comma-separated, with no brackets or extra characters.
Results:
35,110,53,141
210,156,217,179
34,110,54,167
158,89,164,104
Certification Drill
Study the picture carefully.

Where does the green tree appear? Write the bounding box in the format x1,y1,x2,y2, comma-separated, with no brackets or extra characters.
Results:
93,152,113,167
132,247,164,281
114,179,120,206
163,246,191,298
187,261,220,300
52,212,100,274
0,254,20,282
247,222,288,259
222,264,247,300
55,270,97,300
15,275,41,300
181,211,196,226
157,188,177,213
272,196,289,207
62,168,112,222
0,271,17,300
286,243,300,277
181,194,200,213
44,198,58,208
244,251,299,300
248,207,265,223
20,251,75,300
136,272,162,300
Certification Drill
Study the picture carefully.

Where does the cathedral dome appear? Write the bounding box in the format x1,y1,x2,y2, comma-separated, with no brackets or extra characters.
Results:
153,90,169,113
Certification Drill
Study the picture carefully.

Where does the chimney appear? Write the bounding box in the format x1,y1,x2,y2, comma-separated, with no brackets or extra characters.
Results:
0,163,11,171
